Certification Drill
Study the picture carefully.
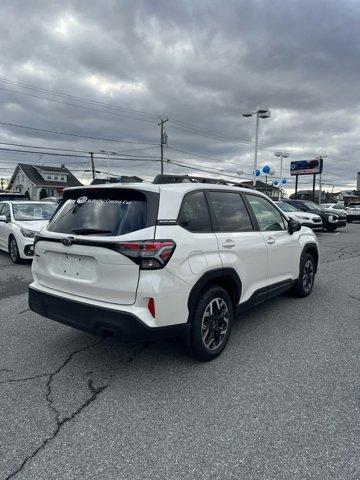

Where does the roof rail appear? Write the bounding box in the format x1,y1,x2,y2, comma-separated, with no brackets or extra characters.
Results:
153,174,251,188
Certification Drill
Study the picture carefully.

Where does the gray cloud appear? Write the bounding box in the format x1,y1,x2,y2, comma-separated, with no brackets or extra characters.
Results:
0,0,359,190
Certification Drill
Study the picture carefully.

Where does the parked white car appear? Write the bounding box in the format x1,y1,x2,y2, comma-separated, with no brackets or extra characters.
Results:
320,203,347,216
29,183,319,360
275,201,323,229
0,201,57,263
345,202,360,223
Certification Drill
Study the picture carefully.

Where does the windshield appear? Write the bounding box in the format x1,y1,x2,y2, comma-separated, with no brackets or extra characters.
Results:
303,201,321,211
48,190,148,236
276,202,297,212
12,203,57,221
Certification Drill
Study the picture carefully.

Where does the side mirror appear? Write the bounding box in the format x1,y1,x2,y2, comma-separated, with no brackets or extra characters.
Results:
0,215,8,222
288,219,301,235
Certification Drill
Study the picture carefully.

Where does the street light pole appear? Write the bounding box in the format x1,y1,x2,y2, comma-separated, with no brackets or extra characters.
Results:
275,151,289,200
253,113,260,187
242,106,271,189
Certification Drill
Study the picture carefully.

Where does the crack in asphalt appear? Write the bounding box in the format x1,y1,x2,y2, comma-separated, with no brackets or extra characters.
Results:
19,308,30,314
4,339,149,479
5,339,106,480
321,246,360,264
0,372,49,385
349,295,360,302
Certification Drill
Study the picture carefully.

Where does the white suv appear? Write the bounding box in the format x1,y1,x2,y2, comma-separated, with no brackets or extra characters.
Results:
29,182,319,360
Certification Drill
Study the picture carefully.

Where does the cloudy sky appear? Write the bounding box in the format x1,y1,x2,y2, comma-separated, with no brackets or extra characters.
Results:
0,0,359,191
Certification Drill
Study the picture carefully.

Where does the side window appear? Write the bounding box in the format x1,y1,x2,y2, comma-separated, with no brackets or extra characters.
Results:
246,195,286,231
178,191,211,232
1,204,11,220
207,191,253,232
292,201,306,211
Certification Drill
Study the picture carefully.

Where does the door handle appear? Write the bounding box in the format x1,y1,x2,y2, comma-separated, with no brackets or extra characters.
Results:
222,239,236,248
266,237,276,245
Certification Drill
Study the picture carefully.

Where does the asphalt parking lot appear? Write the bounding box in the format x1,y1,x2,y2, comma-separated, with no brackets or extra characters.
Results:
1,225,360,480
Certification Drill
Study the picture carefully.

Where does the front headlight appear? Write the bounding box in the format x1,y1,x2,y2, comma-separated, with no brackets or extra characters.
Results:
327,215,338,222
295,215,305,221
20,228,37,238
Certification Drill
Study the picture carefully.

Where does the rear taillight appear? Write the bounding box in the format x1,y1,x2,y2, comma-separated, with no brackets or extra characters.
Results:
115,240,176,270
148,298,156,317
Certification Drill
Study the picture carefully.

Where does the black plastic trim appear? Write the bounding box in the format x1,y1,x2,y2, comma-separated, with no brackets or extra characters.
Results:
29,287,186,342
187,268,242,320
300,242,319,272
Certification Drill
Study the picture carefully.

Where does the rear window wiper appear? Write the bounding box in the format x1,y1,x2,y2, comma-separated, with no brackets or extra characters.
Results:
71,228,113,235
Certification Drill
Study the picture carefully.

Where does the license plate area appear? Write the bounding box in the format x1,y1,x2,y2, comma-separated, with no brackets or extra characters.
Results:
49,252,96,281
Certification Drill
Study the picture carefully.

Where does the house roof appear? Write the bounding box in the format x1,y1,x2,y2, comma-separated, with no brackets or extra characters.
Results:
8,163,82,188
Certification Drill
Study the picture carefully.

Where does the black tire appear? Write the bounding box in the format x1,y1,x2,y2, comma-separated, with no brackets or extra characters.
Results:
190,286,233,361
292,253,315,297
325,225,338,232
347,218,353,223
9,236,21,264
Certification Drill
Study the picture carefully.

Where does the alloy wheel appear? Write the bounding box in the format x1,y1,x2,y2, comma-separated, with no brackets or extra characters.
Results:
302,259,314,293
201,297,229,351
10,238,18,262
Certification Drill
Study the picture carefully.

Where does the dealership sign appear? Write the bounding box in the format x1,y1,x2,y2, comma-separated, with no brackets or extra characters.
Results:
290,159,323,176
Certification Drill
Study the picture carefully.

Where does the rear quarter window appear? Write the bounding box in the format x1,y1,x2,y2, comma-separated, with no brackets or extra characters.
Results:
178,191,211,232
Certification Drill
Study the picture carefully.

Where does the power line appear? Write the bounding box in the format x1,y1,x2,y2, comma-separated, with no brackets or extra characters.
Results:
167,145,253,167
166,158,250,180
0,77,320,156
0,121,157,146
0,146,160,161
0,77,159,120
0,141,159,158
0,86,157,124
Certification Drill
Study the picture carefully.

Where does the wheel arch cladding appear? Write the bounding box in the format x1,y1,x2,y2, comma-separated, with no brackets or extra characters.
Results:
302,243,319,271
187,268,242,320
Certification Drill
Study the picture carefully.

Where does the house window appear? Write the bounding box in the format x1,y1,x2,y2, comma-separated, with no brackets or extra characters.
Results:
61,176,66,181
47,175,51,180
54,175,58,180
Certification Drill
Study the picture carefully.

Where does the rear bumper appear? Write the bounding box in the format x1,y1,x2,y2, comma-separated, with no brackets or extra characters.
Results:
28,286,188,342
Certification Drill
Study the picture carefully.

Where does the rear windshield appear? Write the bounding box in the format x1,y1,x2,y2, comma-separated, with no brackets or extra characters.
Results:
48,189,148,236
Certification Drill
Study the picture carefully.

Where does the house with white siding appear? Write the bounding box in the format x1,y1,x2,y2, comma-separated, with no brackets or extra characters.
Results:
7,163,82,200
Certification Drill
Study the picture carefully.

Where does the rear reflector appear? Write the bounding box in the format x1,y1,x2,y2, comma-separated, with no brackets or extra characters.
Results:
115,240,176,270
148,298,156,318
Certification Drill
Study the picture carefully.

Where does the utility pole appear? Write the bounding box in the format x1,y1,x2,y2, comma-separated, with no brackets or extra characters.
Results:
158,118,168,174
90,152,95,179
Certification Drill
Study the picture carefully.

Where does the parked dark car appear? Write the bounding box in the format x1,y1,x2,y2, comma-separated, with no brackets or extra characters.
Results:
0,193,27,201
283,199,347,232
